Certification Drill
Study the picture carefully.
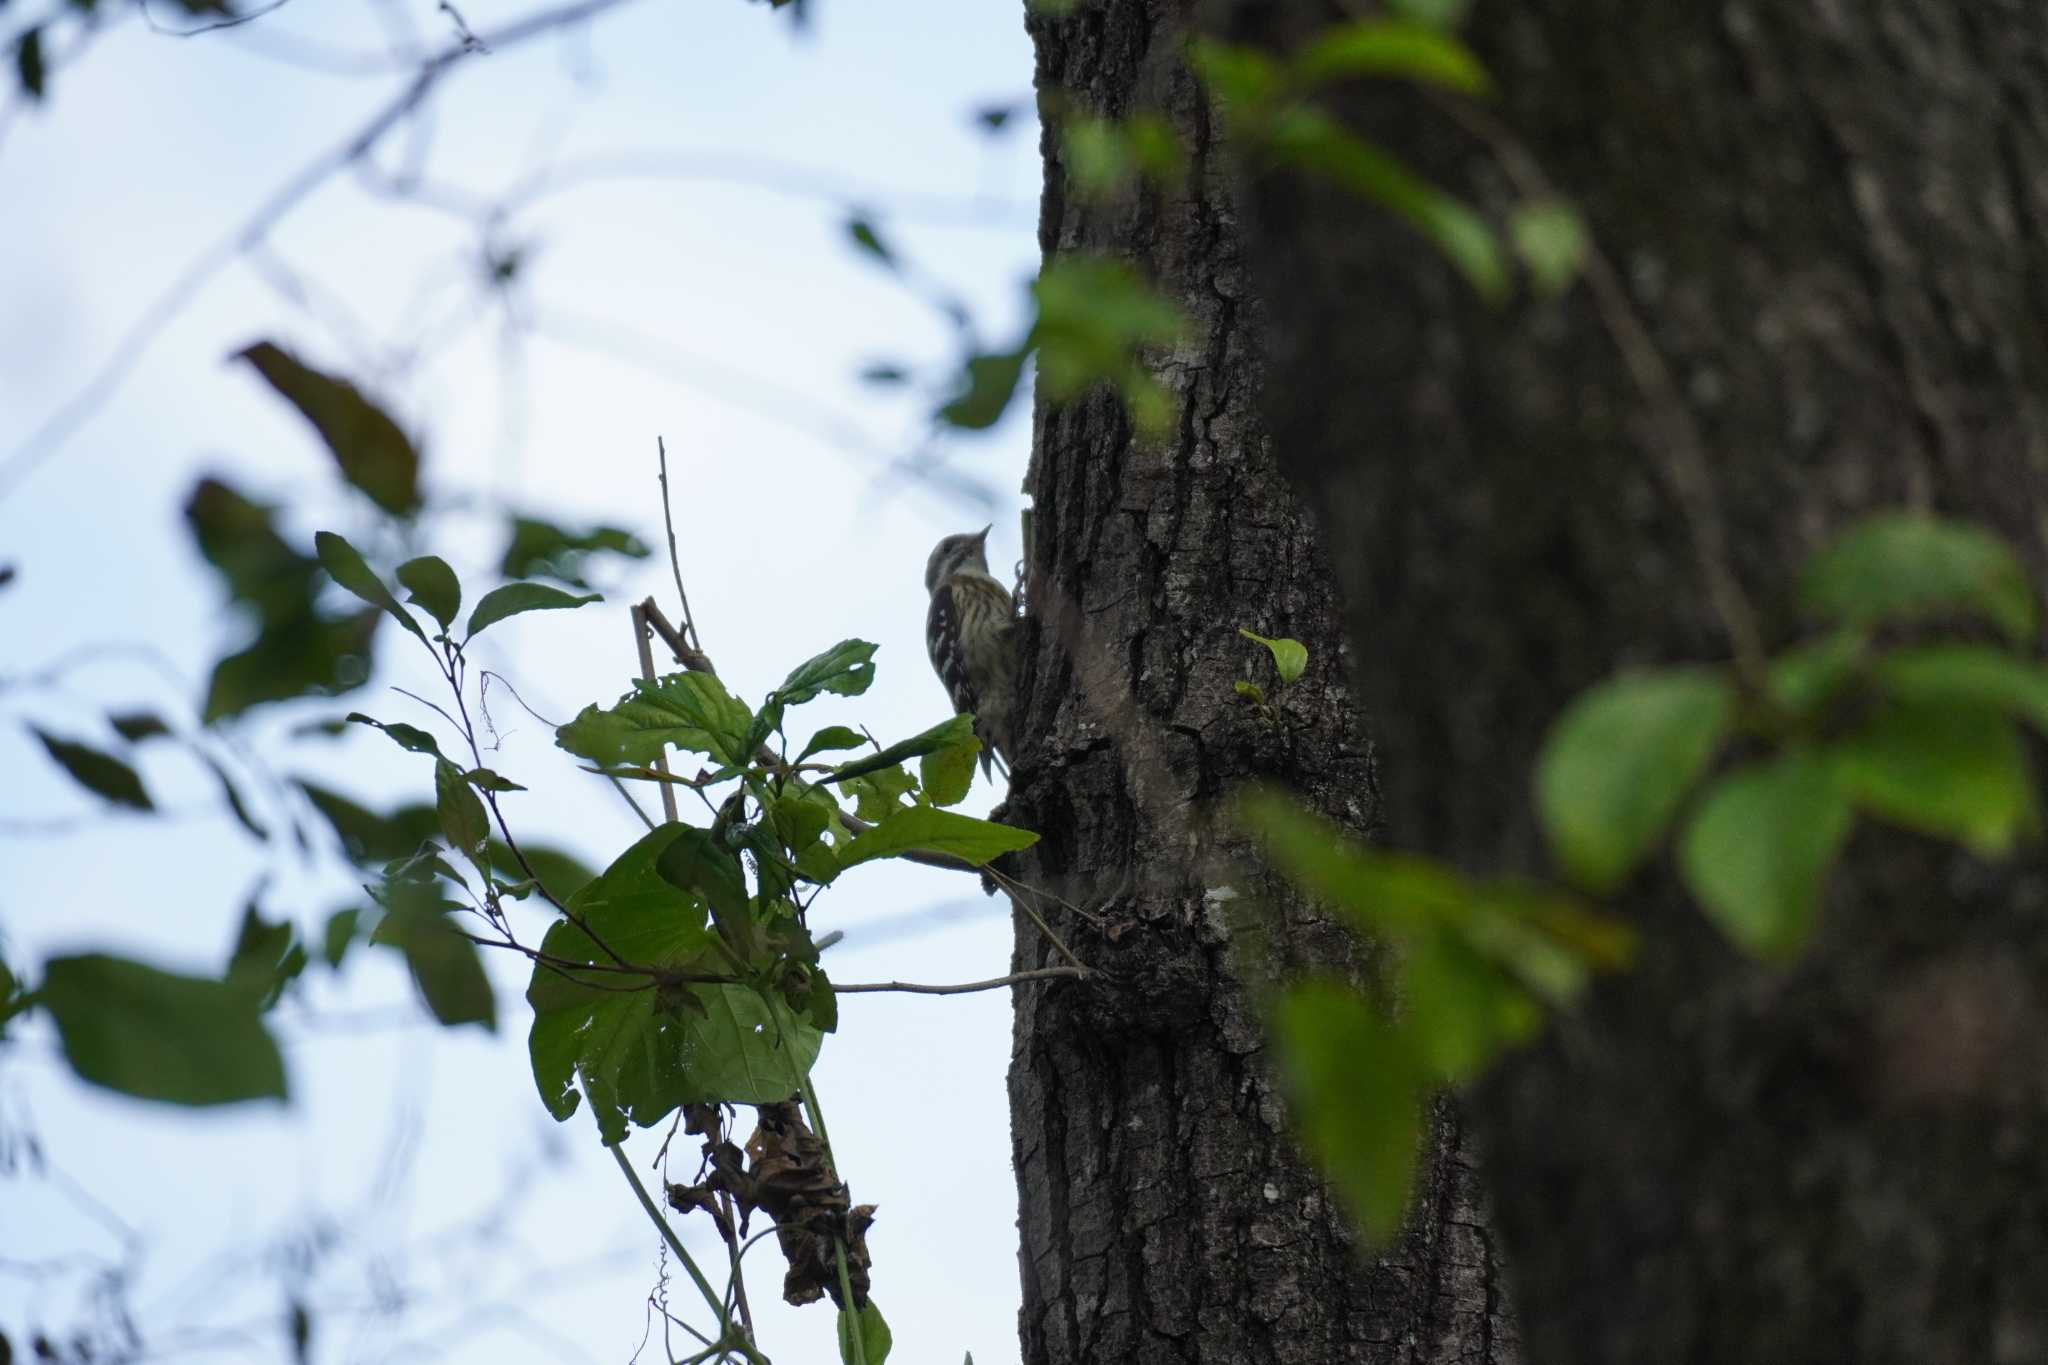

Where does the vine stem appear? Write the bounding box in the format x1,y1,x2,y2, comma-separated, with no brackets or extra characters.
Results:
610,1143,766,1365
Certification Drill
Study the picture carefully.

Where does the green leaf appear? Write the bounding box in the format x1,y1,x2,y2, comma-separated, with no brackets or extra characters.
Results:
1187,38,1283,112
322,908,361,969
1268,108,1506,304
1508,198,1588,297
1234,679,1267,706
499,517,650,589
296,781,436,864
1272,979,1425,1243
488,841,596,902
375,892,496,1029
837,806,1038,871
1769,630,1869,719
1239,788,1468,931
396,555,461,630
466,582,602,640
236,342,421,517
40,954,287,1106
435,759,490,858
938,347,1030,431
203,610,380,722
829,713,976,785
464,767,526,793
1292,20,1490,94
557,671,756,769
1239,628,1308,684
225,904,304,1010
838,1300,893,1365
1874,645,2048,736
527,827,821,1141
919,730,982,808
777,639,879,705
1399,934,1542,1080
30,727,152,810
798,725,869,763
1832,700,2035,856
16,26,45,101
1801,513,2037,646
1536,668,1736,893
1384,0,1473,29
1680,752,1852,960
345,712,444,758
198,750,268,841
315,531,427,645
183,477,319,627
109,711,172,743
656,826,756,963
846,214,897,269
840,764,919,824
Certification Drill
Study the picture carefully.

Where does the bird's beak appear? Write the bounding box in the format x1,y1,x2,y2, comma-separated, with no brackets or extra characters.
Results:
977,524,993,543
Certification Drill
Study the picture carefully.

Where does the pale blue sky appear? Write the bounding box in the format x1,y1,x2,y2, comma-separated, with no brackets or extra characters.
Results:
1,2,1043,1361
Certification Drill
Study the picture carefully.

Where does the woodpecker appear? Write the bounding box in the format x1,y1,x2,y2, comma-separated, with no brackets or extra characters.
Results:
925,525,1016,779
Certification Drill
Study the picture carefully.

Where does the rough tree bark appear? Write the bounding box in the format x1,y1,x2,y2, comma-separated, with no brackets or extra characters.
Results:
1003,3,1515,1364
1209,2,2048,1363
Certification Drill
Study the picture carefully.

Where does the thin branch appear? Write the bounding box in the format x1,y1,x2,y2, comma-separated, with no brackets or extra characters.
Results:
832,967,1087,996
631,602,683,827
655,437,701,654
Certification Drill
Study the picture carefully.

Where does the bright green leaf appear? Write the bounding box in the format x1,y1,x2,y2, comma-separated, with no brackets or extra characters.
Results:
1536,668,1735,893
1680,752,1852,960
1508,198,1588,298
798,726,869,763
30,727,152,810
466,582,602,640
1273,979,1425,1243
1770,630,1869,719
41,954,287,1106
1234,679,1266,705
557,671,756,769
1187,38,1283,113
920,731,982,808
829,713,976,785
527,827,819,1140
1293,20,1490,95
396,555,461,630
777,639,879,705
1801,513,2037,646
837,805,1038,871
1268,108,1506,304
1833,700,2035,856
838,1300,892,1365
1239,628,1308,684
1875,645,2048,736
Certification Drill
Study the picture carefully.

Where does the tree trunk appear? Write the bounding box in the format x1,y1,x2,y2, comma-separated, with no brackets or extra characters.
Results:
1213,2,2048,1363
1004,3,1516,1363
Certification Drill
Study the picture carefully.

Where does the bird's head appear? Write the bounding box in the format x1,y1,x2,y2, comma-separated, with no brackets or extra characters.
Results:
924,525,993,592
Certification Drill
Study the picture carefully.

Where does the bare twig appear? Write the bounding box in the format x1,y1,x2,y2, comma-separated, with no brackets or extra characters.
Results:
655,437,701,654
631,602,682,827
832,967,1087,996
